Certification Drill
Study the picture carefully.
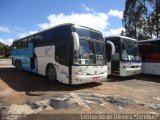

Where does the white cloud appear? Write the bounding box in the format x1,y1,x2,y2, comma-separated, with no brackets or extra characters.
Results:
22,9,122,40
107,9,123,19
0,4,123,44
104,27,125,36
81,4,95,13
18,30,38,38
38,4,123,35
38,13,109,32
0,30,38,45
0,26,11,33
0,38,14,46
28,30,38,35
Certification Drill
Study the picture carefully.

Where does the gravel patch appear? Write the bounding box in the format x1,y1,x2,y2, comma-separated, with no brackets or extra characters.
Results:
8,104,34,114
78,93,160,110
146,103,160,110
78,93,132,107
6,104,35,120
2,93,160,120
26,99,51,110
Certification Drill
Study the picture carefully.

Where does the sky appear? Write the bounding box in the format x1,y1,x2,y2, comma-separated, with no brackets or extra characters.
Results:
0,0,125,45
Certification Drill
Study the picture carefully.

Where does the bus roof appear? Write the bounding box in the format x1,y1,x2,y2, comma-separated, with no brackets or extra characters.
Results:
105,35,137,41
138,38,160,42
13,23,102,42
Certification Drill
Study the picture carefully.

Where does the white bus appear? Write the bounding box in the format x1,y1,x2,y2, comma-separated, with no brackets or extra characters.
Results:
138,38,160,75
105,36,142,76
11,23,108,84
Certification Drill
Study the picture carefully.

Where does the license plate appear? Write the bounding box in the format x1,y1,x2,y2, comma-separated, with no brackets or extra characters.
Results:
93,77,100,81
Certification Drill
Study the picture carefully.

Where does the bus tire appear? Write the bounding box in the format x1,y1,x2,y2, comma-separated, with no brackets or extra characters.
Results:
18,61,22,70
15,60,19,69
46,64,56,82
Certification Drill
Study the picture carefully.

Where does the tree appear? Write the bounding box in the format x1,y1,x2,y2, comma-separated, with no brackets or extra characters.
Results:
143,0,153,38
120,30,125,36
150,0,160,38
123,0,160,40
123,0,146,39
0,42,11,58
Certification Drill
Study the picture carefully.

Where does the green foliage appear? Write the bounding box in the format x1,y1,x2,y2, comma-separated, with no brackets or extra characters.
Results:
123,0,160,40
120,30,125,36
0,42,11,58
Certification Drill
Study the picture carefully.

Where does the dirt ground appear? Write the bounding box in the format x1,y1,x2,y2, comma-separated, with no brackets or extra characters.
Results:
0,59,160,119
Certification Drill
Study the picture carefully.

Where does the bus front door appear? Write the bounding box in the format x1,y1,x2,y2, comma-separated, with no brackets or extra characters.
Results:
111,44,120,76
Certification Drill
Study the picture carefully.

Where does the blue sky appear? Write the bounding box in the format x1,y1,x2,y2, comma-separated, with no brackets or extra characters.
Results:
0,0,125,45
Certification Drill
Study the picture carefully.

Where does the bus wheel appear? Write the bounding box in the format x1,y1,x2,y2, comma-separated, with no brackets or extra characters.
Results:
15,60,19,69
18,61,22,70
46,64,56,82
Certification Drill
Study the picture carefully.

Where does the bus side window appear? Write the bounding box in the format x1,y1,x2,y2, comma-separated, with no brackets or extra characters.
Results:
55,26,70,42
21,38,28,49
59,43,69,66
12,41,17,49
44,29,56,45
55,26,70,66
17,40,22,49
28,36,35,44
34,33,44,47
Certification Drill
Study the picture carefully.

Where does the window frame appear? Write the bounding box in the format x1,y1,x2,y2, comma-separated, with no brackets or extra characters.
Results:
43,29,56,45
21,38,28,49
55,25,72,66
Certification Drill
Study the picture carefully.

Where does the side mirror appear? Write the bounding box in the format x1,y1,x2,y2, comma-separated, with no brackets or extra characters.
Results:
72,32,79,51
107,41,115,62
107,41,115,55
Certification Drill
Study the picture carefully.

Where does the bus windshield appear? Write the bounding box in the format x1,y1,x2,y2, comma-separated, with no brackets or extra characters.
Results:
121,39,141,61
72,25,104,41
72,25,105,65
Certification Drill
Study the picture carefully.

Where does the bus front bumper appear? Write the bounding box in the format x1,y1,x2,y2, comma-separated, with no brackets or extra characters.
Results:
120,68,142,76
71,74,107,85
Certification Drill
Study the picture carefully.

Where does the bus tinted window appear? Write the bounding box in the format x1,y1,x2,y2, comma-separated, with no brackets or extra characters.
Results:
21,38,28,49
59,43,69,66
17,40,22,49
73,26,104,41
44,29,55,44
139,40,160,62
34,33,44,47
56,26,70,42
28,36,34,43
12,41,17,48
106,43,111,61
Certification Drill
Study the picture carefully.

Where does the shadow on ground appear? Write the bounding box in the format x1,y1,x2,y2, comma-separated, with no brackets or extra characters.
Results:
107,74,160,83
107,75,134,82
136,74,160,83
0,67,101,93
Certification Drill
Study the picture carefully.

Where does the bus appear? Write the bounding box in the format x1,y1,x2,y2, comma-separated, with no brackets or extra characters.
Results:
11,23,107,84
105,36,142,76
138,38,160,75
